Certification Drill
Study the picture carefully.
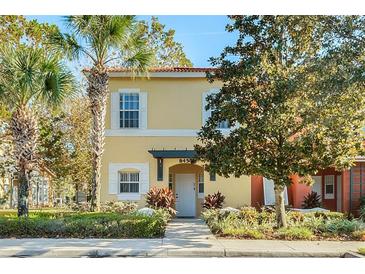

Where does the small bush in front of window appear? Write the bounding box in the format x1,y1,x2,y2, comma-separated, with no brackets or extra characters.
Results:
203,191,225,210
146,187,176,216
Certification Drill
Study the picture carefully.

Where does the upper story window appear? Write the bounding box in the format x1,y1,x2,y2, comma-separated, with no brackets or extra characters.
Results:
120,93,139,128
120,171,140,193
202,89,230,129
217,119,229,129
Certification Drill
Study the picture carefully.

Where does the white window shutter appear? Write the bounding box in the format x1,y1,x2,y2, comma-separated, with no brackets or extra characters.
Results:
139,164,149,194
202,91,210,126
108,164,118,194
263,177,288,206
140,91,148,129
110,92,120,129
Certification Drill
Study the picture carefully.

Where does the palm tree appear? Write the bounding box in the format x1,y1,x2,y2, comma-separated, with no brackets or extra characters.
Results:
50,16,152,211
0,45,75,217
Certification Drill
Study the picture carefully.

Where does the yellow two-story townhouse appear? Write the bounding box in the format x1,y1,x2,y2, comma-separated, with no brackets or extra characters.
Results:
101,67,251,217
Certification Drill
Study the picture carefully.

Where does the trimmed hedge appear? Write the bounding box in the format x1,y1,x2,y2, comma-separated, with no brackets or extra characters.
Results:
0,211,167,238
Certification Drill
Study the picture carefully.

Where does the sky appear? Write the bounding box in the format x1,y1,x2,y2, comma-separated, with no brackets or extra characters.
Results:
26,15,237,67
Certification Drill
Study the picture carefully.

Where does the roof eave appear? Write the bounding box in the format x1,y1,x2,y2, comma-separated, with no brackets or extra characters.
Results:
108,71,211,78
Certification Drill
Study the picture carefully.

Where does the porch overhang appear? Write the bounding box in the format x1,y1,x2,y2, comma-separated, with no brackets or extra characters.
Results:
148,150,198,181
148,149,197,159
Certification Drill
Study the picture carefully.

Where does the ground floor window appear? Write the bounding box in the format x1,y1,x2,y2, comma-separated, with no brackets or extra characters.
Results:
324,175,335,199
120,172,140,193
168,173,173,190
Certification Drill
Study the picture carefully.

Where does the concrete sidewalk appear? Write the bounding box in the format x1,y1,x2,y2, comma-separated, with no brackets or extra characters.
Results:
0,219,364,257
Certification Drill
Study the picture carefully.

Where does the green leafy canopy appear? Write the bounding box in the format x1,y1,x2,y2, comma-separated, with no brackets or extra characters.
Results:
196,16,365,187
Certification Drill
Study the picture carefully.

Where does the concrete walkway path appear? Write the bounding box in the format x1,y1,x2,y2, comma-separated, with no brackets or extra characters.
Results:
162,218,224,257
0,218,364,257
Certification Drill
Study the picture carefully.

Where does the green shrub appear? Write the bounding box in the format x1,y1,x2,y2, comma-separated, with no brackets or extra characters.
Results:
0,212,166,238
201,209,221,233
287,211,305,225
302,214,325,233
358,247,365,255
202,207,365,241
352,230,365,240
222,227,264,239
239,207,260,225
324,219,360,235
314,211,345,220
360,207,365,221
100,201,138,214
360,197,365,221
276,227,313,240
258,209,276,226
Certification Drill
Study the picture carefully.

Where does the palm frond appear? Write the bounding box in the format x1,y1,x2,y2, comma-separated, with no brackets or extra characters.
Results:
48,31,85,61
123,50,153,75
41,56,76,106
65,16,94,37
63,15,151,69
0,44,75,108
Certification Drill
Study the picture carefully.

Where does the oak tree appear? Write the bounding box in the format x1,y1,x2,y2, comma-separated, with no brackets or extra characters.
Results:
196,16,365,227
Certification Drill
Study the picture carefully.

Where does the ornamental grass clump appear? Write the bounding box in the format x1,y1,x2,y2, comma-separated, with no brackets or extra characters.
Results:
276,227,313,240
324,219,362,235
222,227,264,239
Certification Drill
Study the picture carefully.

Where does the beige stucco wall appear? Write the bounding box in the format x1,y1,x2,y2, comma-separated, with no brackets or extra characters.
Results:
101,76,251,216
106,77,222,130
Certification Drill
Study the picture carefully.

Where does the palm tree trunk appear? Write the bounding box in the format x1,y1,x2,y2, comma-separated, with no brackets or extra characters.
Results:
87,68,109,212
274,184,287,228
10,105,38,217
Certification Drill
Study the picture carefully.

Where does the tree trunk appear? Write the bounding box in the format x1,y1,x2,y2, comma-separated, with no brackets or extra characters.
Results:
274,184,287,228
75,183,79,204
10,105,39,217
17,169,30,217
87,68,109,212
48,179,54,207
9,176,13,209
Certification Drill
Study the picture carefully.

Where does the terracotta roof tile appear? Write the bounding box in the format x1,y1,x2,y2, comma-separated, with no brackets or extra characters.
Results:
84,67,217,73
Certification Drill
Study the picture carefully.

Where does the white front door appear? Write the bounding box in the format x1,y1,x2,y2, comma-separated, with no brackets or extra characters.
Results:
175,174,196,217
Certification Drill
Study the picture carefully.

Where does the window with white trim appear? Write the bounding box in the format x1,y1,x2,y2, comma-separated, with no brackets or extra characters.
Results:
120,93,139,128
119,171,140,193
217,119,229,129
202,90,229,129
324,175,335,199
168,173,173,190
198,173,204,194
